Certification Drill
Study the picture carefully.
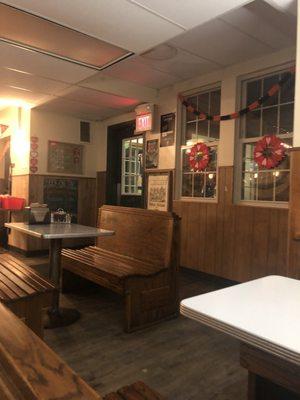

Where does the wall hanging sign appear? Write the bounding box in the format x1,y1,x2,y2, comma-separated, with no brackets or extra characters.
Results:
135,103,155,133
43,178,78,222
146,170,172,212
254,135,286,169
160,113,175,147
145,139,159,169
189,142,210,172
48,141,84,174
30,136,39,174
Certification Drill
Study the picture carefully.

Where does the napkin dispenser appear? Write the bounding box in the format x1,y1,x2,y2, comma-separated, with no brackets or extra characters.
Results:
25,203,51,224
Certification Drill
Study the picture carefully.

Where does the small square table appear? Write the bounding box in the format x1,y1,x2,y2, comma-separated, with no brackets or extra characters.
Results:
181,275,300,399
5,222,114,328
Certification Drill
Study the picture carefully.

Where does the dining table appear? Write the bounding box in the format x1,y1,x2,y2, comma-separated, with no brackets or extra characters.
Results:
5,222,114,328
181,275,300,400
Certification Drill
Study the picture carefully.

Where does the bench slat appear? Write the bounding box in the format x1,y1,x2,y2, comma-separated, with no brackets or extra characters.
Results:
0,255,54,291
0,267,35,297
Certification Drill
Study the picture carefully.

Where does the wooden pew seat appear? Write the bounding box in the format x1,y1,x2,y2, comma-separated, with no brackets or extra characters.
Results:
0,253,55,338
103,381,165,400
62,205,180,332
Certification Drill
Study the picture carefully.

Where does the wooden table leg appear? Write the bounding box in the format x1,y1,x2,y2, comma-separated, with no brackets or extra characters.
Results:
45,238,80,329
240,343,300,400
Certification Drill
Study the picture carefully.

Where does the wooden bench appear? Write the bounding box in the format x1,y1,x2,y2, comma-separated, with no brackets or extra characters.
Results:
0,301,165,400
62,205,180,332
0,253,55,338
103,381,165,399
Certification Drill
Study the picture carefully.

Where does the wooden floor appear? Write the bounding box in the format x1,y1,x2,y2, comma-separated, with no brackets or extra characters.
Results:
13,252,247,400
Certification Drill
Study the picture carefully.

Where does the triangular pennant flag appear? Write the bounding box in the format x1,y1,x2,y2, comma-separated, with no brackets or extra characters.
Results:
0,125,9,134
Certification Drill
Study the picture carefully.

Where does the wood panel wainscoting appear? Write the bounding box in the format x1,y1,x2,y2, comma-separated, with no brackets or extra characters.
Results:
173,166,289,282
8,174,97,254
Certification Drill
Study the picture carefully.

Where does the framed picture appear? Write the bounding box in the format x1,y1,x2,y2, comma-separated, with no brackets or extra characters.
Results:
145,170,173,212
145,139,159,169
160,113,175,147
48,141,84,174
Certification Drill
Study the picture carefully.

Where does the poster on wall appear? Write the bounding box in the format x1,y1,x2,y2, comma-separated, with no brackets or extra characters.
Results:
146,171,172,212
145,139,159,169
48,141,84,174
160,113,175,147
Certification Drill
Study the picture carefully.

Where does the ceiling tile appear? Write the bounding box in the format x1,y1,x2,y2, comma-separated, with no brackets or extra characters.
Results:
1,0,184,53
221,4,296,50
0,67,70,95
170,18,273,66
129,0,253,28
0,84,55,106
101,57,180,89
138,46,220,80
0,41,97,83
61,87,139,109
35,97,123,120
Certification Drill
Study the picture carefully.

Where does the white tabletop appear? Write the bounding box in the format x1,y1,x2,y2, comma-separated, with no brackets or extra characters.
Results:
181,275,300,365
5,222,114,239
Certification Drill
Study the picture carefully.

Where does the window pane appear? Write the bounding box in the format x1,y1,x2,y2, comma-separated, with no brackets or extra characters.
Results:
263,74,279,107
275,171,289,201
198,92,209,114
182,148,191,172
257,172,274,201
194,174,205,197
186,96,197,122
279,104,294,135
207,147,217,171
211,90,221,115
182,174,192,196
198,120,209,139
185,122,197,142
247,79,261,105
206,173,217,198
245,110,261,138
262,107,278,135
210,121,220,139
242,172,256,200
242,143,257,172
281,72,295,104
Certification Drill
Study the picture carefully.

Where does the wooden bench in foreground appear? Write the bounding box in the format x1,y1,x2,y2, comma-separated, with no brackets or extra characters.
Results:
62,205,180,332
0,253,55,338
0,301,166,399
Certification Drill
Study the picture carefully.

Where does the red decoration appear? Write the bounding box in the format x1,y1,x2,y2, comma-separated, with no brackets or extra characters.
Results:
189,142,210,172
0,124,9,134
254,135,285,169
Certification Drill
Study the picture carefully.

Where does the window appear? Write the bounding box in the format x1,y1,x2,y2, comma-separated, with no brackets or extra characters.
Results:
121,136,143,195
181,87,221,199
238,68,295,203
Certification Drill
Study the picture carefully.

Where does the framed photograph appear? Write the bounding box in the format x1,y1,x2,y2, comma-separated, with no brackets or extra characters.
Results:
48,141,84,174
160,113,175,147
145,139,159,169
145,170,173,212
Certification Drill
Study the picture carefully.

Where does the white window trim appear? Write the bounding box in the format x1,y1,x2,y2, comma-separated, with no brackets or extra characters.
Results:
234,62,294,208
177,84,221,202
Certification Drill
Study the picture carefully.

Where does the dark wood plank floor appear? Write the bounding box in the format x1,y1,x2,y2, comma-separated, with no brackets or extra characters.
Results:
13,253,247,400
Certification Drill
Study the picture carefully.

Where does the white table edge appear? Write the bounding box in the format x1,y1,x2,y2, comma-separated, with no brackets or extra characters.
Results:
5,223,114,239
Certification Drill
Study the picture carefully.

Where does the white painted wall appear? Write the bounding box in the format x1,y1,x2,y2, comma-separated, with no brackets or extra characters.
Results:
30,109,102,177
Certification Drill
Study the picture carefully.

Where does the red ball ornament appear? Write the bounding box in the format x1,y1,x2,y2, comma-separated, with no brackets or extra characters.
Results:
189,142,210,172
254,135,285,169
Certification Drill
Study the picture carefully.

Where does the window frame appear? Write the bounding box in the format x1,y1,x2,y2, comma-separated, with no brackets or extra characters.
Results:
179,83,221,203
234,63,294,208
121,135,143,197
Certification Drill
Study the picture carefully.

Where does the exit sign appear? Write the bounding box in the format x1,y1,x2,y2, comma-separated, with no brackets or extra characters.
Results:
136,113,152,133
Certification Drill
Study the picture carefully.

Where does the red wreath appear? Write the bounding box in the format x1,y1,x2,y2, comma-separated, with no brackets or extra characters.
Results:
254,135,285,169
189,142,210,171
